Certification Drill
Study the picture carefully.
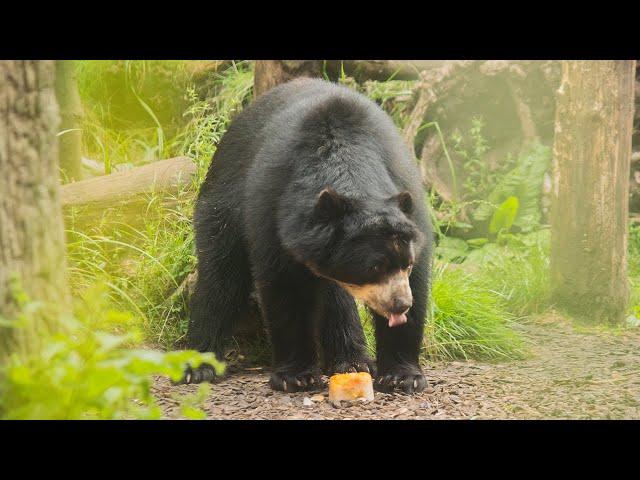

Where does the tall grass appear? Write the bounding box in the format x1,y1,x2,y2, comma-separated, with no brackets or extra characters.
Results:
474,230,552,316
425,263,527,361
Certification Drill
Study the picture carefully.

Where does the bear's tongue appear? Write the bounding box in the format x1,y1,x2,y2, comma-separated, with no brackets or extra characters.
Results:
388,312,407,327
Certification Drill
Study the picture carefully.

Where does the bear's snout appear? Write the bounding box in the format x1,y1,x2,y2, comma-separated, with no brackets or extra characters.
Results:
389,297,412,315
339,269,412,319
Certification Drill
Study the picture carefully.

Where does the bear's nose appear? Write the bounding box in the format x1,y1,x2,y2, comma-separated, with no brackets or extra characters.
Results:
390,298,411,314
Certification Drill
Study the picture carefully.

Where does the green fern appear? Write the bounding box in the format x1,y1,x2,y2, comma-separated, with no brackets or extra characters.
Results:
473,142,551,232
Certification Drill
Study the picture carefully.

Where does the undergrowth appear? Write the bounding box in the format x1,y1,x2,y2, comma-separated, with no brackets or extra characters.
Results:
0,285,220,419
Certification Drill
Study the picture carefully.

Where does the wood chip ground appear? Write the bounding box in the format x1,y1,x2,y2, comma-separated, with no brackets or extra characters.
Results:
152,314,640,419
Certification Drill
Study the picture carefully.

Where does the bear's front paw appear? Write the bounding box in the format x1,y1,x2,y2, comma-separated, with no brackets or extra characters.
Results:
174,363,219,385
330,357,377,377
269,370,322,393
375,370,427,394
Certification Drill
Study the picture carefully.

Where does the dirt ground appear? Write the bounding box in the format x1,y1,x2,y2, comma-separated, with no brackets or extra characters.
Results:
152,314,640,419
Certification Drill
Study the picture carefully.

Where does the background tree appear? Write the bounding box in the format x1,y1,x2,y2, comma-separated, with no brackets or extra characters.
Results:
550,60,636,324
55,60,83,182
0,60,69,355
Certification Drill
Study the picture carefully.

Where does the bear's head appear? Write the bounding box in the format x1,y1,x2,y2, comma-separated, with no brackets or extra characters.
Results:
284,187,425,327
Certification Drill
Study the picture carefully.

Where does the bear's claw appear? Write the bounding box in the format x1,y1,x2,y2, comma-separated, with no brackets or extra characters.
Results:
174,363,219,385
269,371,322,393
374,372,427,394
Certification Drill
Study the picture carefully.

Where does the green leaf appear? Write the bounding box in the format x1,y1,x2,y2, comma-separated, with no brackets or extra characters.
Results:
466,238,489,248
489,196,519,235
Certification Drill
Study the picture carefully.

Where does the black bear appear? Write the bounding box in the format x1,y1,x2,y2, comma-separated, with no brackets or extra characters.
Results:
183,78,432,394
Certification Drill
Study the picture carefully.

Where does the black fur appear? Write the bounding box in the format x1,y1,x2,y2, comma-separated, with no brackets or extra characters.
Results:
184,78,433,394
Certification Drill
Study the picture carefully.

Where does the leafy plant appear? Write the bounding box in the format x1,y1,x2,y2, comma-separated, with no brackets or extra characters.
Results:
453,117,493,200
0,286,221,420
489,196,519,235
473,142,551,233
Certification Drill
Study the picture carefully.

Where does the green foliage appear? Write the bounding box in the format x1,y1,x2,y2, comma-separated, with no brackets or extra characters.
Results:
425,263,527,361
489,196,519,235
0,286,222,420
66,190,196,349
435,227,551,317
76,60,192,133
76,60,197,170
174,384,212,420
627,223,640,318
362,79,417,129
179,61,254,182
475,230,551,316
452,117,494,200
473,142,551,232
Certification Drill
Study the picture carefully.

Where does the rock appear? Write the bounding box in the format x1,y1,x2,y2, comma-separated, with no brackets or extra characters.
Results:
303,397,313,407
310,394,325,403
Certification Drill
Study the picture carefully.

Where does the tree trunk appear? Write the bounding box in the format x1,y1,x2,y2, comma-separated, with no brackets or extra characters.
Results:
55,60,83,182
254,60,322,98
0,60,69,355
550,60,636,324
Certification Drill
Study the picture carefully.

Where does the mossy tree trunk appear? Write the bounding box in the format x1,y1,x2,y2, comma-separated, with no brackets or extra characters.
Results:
55,60,83,182
551,60,636,324
0,60,70,356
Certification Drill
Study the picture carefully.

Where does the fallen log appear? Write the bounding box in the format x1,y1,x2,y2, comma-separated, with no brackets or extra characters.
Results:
61,156,197,230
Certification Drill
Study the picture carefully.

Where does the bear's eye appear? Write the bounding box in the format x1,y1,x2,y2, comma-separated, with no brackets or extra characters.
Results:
372,263,386,274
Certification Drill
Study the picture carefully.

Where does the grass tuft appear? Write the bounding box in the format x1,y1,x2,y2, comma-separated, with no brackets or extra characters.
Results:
425,263,528,361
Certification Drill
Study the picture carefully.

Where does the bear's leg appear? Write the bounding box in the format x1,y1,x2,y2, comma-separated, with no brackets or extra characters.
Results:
319,282,376,376
180,234,253,384
258,279,322,393
372,251,430,394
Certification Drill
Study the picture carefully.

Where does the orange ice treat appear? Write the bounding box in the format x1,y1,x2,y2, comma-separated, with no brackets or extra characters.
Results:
328,372,375,402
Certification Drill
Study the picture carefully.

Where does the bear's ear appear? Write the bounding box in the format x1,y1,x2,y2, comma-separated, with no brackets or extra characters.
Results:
395,191,413,215
315,188,346,221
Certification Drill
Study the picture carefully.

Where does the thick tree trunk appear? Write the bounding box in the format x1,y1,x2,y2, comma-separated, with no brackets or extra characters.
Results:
0,60,69,354
55,60,83,182
551,60,636,324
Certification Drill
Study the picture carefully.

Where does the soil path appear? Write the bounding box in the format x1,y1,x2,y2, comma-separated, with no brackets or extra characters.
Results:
153,315,640,419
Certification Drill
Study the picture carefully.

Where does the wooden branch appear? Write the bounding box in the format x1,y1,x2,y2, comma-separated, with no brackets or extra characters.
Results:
402,81,437,151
